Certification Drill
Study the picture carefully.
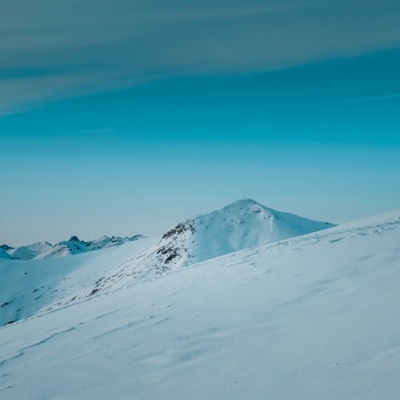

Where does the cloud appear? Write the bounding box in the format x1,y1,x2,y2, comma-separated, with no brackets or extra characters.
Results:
334,93,400,104
1,1,400,113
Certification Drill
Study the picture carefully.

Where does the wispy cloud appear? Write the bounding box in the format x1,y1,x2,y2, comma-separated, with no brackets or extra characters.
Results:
334,93,400,104
1,1,400,114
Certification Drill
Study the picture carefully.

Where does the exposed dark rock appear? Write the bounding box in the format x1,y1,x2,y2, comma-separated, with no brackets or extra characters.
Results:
162,221,195,240
89,288,100,296
0,244,14,251
157,246,180,264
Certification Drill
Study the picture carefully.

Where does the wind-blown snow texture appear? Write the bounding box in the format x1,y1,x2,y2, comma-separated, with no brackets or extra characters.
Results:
0,202,399,399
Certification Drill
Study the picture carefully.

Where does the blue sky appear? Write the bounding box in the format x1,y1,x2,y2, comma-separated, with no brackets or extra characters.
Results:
1,1,400,245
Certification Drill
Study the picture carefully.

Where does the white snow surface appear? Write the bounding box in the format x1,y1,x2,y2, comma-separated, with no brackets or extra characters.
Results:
0,207,400,399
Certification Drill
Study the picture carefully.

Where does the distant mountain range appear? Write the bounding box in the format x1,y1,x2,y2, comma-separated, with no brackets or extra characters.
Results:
1,234,145,260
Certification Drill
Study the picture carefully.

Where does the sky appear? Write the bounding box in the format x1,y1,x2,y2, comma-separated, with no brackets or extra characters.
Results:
1,1,400,246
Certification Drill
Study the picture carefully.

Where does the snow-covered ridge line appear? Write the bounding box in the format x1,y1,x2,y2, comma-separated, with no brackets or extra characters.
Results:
2,234,145,260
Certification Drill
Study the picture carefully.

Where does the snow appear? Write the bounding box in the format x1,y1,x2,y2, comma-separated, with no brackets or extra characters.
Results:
0,203,399,399
0,248,12,259
188,199,334,263
8,242,53,260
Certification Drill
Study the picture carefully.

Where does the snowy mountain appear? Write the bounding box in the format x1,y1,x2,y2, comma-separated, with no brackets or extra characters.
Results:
129,199,335,277
43,235,146,259
7,234,145,260
8,241,53,260
86,234,145,251
0,208,399,399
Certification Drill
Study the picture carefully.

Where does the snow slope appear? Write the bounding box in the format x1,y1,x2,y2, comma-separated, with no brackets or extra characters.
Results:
0,210,399,399
0,248,12,259
0,237,157,326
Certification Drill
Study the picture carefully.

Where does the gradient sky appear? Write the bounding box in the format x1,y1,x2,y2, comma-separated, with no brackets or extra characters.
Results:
1,1,400,246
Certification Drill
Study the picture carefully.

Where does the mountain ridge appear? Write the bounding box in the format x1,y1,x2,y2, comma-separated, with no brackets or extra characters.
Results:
6,234,145,260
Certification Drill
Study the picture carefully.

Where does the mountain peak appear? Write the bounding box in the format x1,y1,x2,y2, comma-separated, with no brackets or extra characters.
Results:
6,241,54,260
219,198,265,212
